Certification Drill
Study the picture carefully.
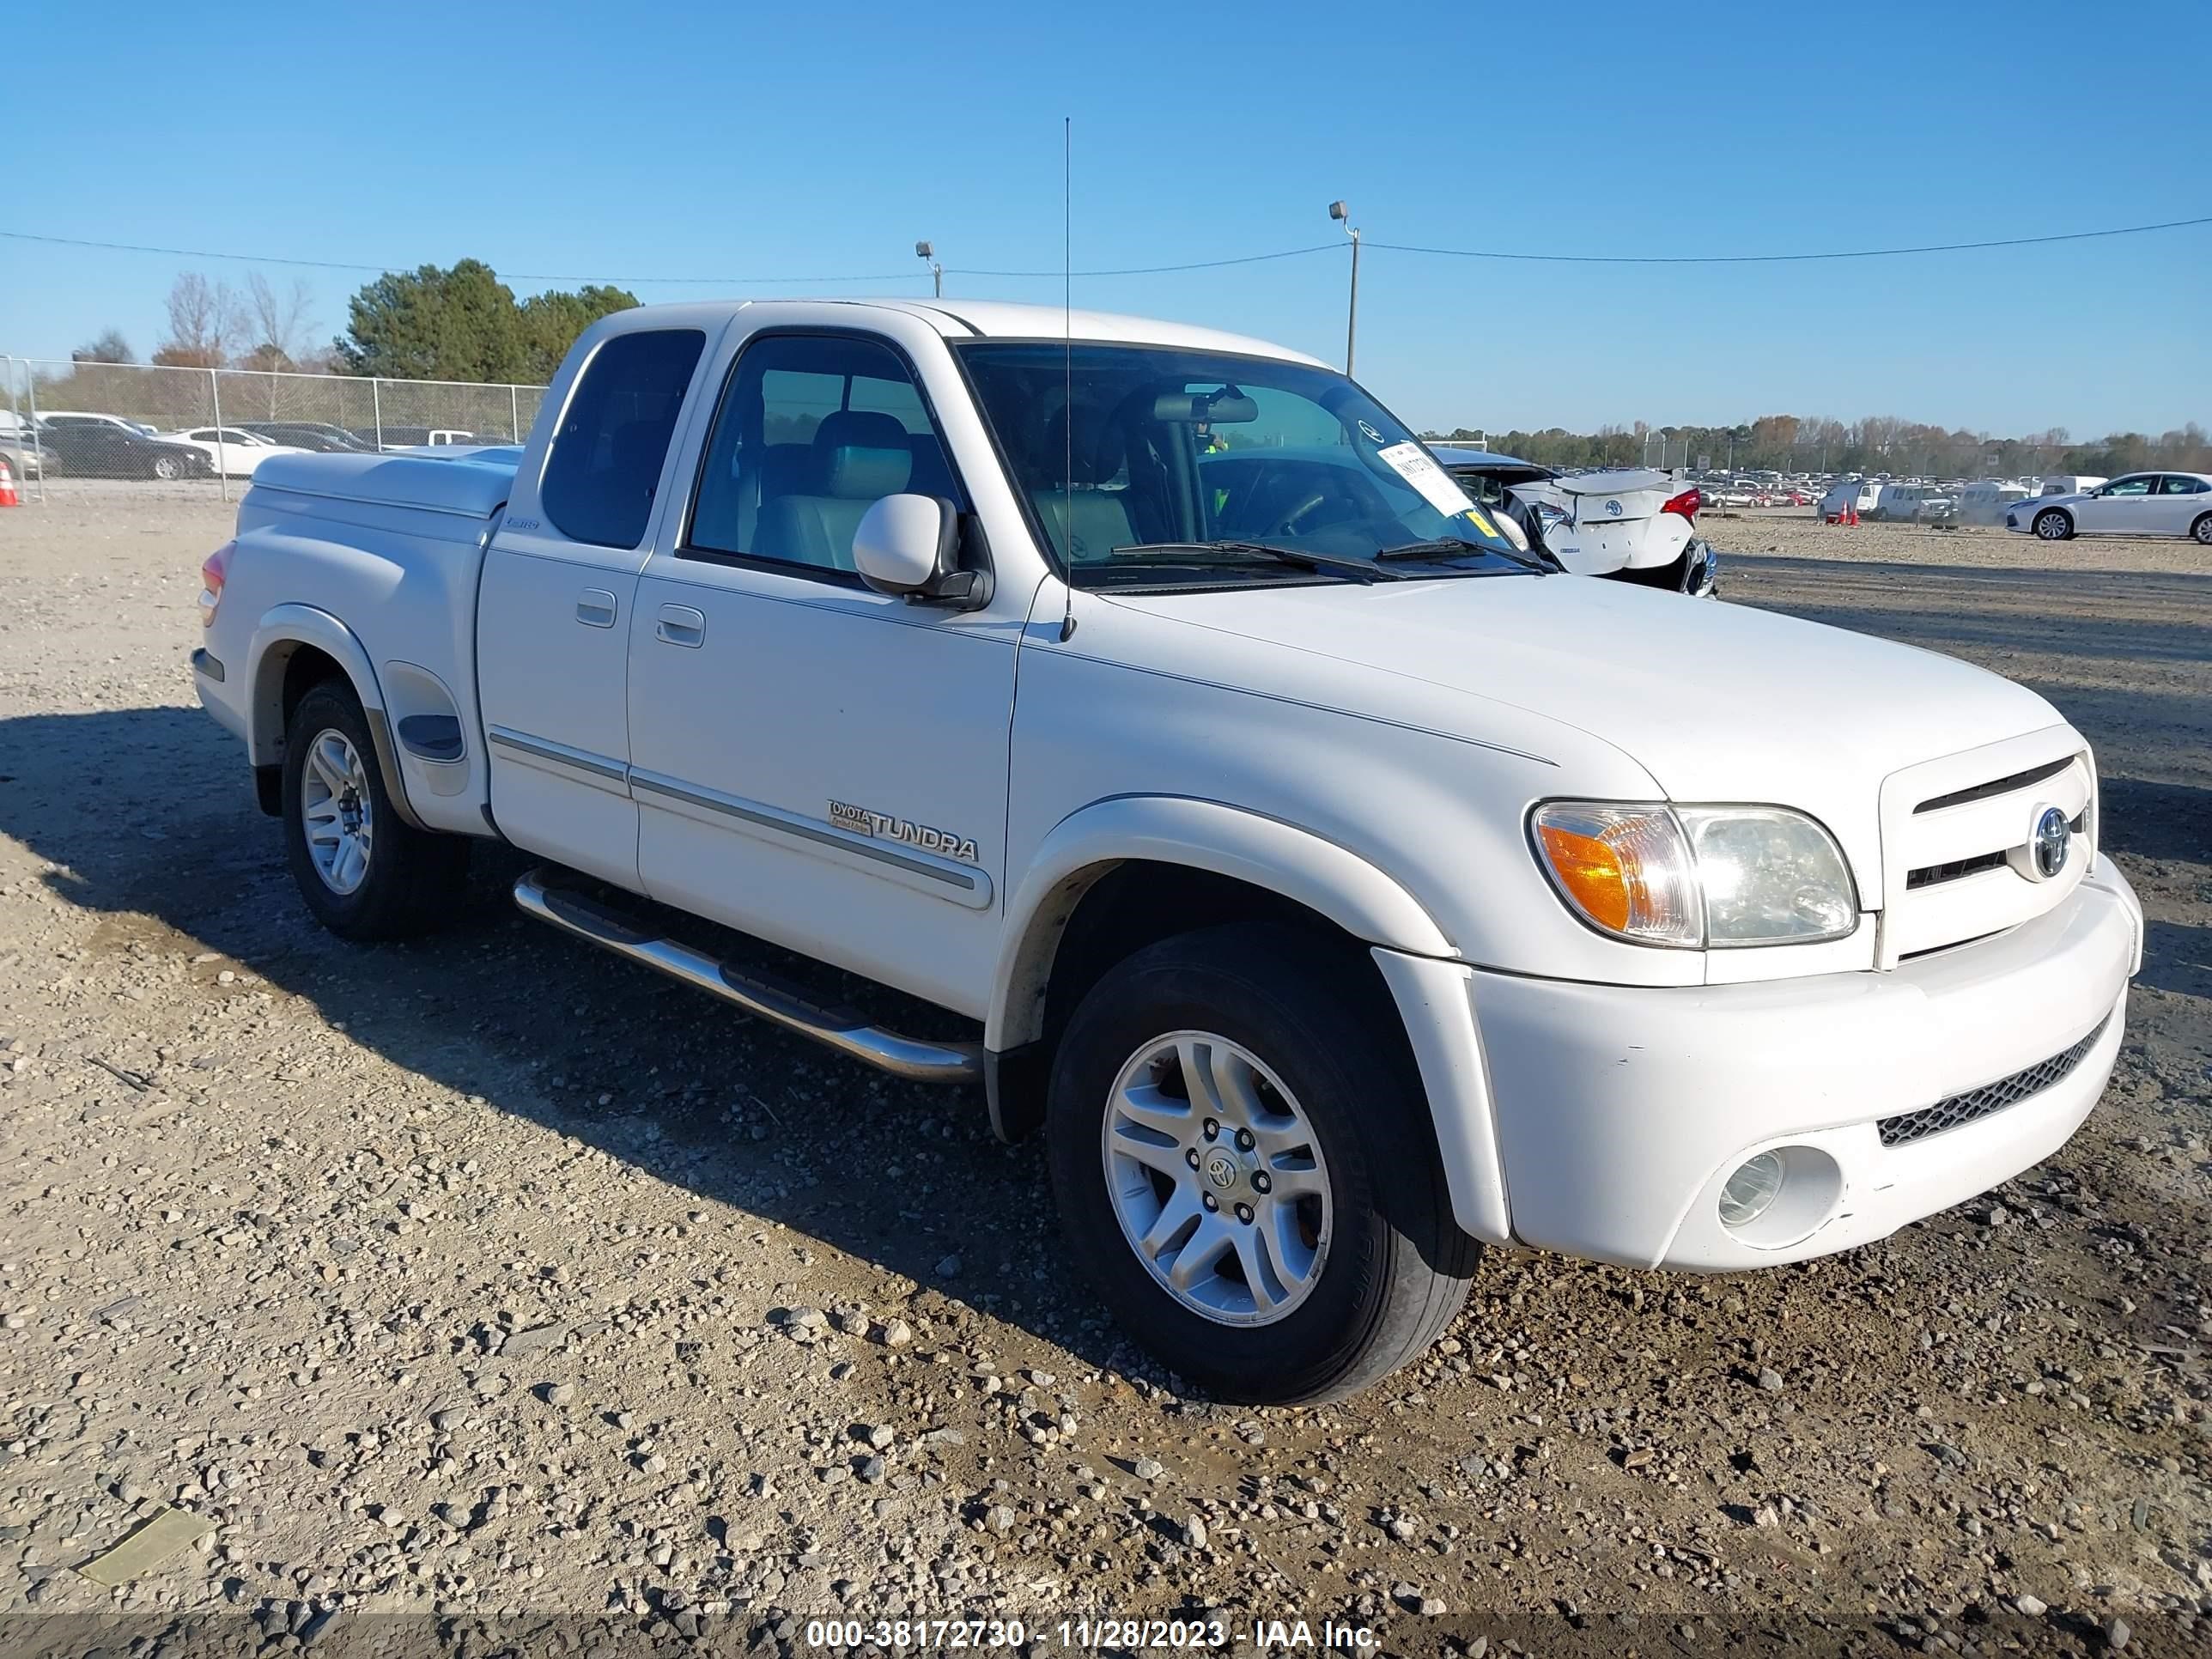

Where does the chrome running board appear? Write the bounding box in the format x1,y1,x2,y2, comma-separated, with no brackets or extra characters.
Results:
513,867,983,1085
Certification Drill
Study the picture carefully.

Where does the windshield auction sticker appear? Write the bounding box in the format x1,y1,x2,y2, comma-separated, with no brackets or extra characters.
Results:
1376,441,1479,519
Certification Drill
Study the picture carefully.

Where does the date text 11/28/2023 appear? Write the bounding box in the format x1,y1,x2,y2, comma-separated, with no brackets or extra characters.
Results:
804,1617,1378,1650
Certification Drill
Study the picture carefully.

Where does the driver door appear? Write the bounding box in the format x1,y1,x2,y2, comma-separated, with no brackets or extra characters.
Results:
2081,474,2154,533
625,327,1020,1017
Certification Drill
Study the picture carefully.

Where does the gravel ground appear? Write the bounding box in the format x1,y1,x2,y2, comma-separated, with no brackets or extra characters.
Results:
0,487,2206,1656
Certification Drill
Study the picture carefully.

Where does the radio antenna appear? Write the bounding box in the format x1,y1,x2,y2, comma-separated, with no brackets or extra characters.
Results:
1058,114,1078,643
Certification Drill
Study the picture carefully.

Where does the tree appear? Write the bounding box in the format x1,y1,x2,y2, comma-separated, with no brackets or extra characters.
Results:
331,261,639,383
72,330,136,364
240,272,321,373
153,272,246,368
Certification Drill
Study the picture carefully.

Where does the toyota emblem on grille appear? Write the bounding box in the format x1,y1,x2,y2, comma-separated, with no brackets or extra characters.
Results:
2030,805,2070,880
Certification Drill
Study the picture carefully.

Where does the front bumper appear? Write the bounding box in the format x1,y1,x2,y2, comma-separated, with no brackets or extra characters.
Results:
1464,854,2140,1270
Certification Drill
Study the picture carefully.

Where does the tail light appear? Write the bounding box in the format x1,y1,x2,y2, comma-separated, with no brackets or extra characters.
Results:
198,539,234,627
1662,488,1700,520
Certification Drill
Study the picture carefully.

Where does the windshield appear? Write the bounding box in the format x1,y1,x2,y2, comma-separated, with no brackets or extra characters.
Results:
955,342,1531,586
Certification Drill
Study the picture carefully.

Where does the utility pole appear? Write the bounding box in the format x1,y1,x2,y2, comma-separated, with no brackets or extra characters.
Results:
1328,201,1360,378
915,240,942,298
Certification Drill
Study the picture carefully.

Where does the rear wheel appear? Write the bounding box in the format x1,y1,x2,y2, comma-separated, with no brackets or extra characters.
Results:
282,680,469,940
2191,513,2212,546
2033,507,2073,541
1614,543,1718,598
1045,923,1476,1403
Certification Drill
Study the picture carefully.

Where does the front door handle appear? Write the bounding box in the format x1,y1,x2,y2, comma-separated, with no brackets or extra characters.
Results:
576,588,618,628
656,604,707,647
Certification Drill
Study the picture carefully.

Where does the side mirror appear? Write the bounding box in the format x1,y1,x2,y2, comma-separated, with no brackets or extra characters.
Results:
851,494,992,609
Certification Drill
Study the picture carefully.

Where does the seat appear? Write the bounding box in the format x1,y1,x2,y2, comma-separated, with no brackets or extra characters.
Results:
753,410,915,571
1030,410,1138,562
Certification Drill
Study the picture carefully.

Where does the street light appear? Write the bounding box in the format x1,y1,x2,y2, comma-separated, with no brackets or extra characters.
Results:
1328,201,1360,378
915,240,941,298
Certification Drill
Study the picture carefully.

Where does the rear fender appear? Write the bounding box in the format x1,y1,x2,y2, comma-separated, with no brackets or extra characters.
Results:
246,603,426,830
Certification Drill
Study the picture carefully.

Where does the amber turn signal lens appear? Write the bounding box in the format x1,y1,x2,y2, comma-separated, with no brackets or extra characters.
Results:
1529,803,1703,947
1534,822,1631,933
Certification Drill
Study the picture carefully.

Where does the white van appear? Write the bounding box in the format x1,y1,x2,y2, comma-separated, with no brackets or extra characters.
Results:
1818,479,1881,520
2031,475,2107,500
1955,481,2033,526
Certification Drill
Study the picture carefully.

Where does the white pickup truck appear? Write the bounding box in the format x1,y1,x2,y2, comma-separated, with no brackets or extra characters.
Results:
192,300,2141,1402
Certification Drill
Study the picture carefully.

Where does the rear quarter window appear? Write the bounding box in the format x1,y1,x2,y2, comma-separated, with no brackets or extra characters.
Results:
539,328,707,549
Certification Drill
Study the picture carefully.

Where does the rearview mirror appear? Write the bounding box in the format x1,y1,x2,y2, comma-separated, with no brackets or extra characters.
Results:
852,494,992,609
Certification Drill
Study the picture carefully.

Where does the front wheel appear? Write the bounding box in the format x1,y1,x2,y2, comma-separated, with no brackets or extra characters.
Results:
282,680,470,940
2033,507,2073,541
2191,513,2212,546
149,454,183,482
1046,923,1476,1403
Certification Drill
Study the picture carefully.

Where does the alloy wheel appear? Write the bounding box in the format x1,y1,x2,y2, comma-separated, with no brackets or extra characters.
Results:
1100,1030,1332,1326
300,727,375,895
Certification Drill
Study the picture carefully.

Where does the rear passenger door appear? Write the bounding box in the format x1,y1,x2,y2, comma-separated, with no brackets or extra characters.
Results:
477,324,710,888
2153,472,2210,536
625,327,1019,1017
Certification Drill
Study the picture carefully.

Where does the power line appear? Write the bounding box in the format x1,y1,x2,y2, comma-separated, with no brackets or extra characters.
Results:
0,228,1340,284
949,243,1342,277
3,212,2205,288
1367,214,2212,265
0,231,914,286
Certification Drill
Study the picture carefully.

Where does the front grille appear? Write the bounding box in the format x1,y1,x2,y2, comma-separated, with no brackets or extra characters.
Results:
1914,757,2075,814
1877,1016,2111,1148
1905,850,2008,890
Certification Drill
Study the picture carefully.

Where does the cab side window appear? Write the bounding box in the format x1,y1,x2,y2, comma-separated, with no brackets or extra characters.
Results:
538,328,707,550
685,333,961,577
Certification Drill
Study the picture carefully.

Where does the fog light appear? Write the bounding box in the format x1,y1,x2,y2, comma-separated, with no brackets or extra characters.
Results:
1718,1152,1786,1229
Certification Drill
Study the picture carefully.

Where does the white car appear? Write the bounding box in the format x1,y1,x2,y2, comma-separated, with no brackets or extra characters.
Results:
191,299,2140,1403
1434,451,1716,594
2008,471,2212,544
161,426,309,478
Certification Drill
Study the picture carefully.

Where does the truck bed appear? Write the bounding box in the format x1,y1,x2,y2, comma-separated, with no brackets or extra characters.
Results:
248,450,518,520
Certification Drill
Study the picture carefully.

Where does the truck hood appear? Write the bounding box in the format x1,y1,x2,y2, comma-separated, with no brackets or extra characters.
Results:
1098,573,2067,892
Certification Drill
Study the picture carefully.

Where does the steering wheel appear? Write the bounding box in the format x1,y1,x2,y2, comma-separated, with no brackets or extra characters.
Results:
1263,490,1332,538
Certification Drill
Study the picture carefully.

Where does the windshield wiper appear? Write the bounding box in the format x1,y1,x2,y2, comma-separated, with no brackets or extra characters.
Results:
1103,541,1401,584
1376,536,1559,574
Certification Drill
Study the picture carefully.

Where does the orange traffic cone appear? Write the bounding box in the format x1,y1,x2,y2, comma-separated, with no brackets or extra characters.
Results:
0,459,18,507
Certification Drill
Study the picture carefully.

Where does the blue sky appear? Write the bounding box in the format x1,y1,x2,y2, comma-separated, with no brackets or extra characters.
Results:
6,0,2206,438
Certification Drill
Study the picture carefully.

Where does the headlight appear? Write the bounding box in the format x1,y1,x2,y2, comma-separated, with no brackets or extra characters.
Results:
1531,801,1858,948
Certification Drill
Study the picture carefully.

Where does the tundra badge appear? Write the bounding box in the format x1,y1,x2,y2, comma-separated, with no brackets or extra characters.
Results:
830,799,981,865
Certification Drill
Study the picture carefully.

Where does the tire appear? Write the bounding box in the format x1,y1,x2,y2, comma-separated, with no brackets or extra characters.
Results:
2033,507,2073,541
281,679,470,941
149,454,183,481
1613,542,1718,598
2191,513,2212,546
1045,922,1477,1404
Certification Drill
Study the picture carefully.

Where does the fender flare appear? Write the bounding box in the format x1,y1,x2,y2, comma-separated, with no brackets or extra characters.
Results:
245,603,426,830
986,793,1456,1052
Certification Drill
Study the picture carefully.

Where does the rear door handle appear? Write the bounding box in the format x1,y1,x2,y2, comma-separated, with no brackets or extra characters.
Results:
656,604,707,647
576,588,618,628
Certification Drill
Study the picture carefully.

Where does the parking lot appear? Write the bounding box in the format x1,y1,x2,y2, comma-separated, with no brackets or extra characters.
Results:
0,489,2205,1653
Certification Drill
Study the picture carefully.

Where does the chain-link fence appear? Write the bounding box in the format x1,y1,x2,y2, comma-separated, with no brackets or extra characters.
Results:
0,356,548,502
